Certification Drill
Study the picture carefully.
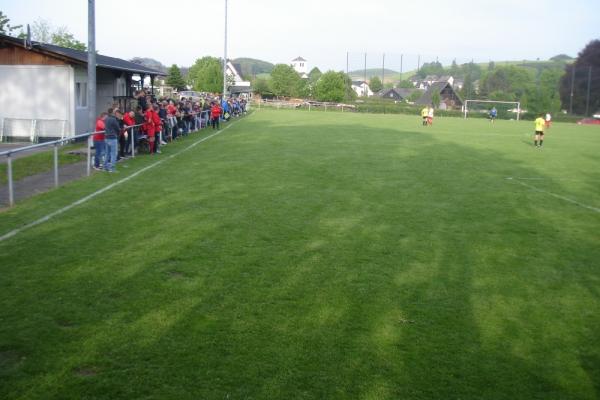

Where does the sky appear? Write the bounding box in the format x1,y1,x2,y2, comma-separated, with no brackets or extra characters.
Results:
2,0,599,73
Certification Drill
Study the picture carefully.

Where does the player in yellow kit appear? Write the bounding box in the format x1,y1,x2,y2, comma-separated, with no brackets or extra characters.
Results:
421,107,428,126
534,114,545,148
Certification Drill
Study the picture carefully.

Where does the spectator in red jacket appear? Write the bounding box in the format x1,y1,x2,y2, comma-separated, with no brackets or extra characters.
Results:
144,104,156,154
210,101,221,130
93,112,107,170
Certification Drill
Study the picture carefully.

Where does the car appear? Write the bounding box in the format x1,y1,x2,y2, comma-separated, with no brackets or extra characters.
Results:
577,118,600,125
177,91,203,102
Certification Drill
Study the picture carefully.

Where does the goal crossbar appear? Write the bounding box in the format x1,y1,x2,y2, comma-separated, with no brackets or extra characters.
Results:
464,100,521,120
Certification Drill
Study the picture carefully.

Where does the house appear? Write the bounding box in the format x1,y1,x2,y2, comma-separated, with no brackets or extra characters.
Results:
291,56,309,79
452,79,464,90
376,88,413,101
415,81,463,109
352,81,373,97
225,60,251,88
0,33,164,141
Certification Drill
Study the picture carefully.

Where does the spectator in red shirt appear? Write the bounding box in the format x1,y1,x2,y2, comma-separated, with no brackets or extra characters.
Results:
152,104,163,154
93,112,107,170
121,110,135,157
210,101,221,130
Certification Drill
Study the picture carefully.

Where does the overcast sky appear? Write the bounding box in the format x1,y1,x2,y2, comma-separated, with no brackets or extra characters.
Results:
2,0,599,72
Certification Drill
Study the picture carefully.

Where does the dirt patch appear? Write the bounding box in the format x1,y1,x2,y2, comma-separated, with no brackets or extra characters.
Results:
167,270,186,279
74,366,98,377
56,319,76,329
0,350,24,375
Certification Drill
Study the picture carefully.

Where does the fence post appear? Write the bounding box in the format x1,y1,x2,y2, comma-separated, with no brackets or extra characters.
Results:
130,127,135,158
86,135,91,177
53,143,59,188
7,154,14,207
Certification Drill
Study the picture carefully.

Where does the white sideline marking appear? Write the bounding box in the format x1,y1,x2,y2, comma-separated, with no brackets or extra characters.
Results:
507,177,598,182
0,121,241,243
506,177,600,213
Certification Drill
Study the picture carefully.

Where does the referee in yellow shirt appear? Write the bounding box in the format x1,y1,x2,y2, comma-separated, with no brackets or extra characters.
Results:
534,114,545,148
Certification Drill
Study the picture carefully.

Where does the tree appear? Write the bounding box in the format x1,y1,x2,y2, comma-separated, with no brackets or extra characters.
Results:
460,61,483,81
559,40,600,115
398,80,414,89
167,64,187,91
431,92,441,108
24,18,86,50
0,11,22,35
524,68,563,114
460,73,476,99
188,56,223,93
314,71,346,102
269,64,302,98
30,19,52,43
408,91,422,102
369,76,383,92
308,67,322,83
480,65,533,98
252,77,272,97
449,59,460,78
550,54,573,62
417,61,444,78
51,26,85,51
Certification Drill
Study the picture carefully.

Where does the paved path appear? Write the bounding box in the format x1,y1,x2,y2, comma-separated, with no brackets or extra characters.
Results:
0,161,93,208
0,143,53,163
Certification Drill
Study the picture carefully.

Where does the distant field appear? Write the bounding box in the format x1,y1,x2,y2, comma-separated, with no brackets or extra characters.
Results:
1,110,599,399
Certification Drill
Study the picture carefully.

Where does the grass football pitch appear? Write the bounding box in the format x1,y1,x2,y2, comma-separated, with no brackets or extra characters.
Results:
1,109,599,399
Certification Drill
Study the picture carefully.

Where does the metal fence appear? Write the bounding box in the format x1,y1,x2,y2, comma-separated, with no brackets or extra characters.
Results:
257,99,356,112
1,109,216,208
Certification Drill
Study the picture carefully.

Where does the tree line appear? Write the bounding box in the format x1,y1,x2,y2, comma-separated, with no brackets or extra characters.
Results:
167,58,358,103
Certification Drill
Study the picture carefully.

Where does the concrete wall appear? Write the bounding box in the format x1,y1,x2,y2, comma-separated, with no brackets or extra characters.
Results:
73,67,122,134
0,65,74,139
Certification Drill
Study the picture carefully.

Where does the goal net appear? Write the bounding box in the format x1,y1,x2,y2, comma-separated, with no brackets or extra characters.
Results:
463,100,521,120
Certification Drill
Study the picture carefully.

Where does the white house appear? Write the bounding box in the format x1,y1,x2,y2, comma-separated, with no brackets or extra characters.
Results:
0,33,164,142
291,57,309,79
352,81,373,97
225,61,253,98
226,61,251,87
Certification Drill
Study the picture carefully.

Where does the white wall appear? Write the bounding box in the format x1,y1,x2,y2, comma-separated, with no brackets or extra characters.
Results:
0,65,74,138
292,60,308,75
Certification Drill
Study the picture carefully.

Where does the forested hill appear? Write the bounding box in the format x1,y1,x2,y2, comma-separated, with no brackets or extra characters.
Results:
232,58,275,78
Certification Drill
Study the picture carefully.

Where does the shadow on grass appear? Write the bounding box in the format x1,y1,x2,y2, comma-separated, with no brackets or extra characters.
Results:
0,114,599,399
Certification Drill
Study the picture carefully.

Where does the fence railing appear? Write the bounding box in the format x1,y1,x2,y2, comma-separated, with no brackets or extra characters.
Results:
256,99,357,112
0,109,224,207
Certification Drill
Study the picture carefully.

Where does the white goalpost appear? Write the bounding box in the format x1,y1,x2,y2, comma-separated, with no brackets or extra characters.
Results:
463,100,521,120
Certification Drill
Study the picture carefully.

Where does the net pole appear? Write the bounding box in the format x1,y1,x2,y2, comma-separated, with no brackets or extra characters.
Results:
400,54,403,79
569,66,575,114
364,53,367,86
585,66,592,116
382,53,385,88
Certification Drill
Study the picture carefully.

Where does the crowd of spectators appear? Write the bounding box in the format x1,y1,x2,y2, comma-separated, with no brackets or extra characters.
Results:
93,90,248,172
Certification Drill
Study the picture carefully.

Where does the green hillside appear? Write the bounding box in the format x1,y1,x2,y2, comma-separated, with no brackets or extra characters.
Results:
349,57,574,84
232,58,274,78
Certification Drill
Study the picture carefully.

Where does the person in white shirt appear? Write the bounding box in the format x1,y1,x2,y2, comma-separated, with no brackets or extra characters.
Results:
427,106,434,126
545,113,552,129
